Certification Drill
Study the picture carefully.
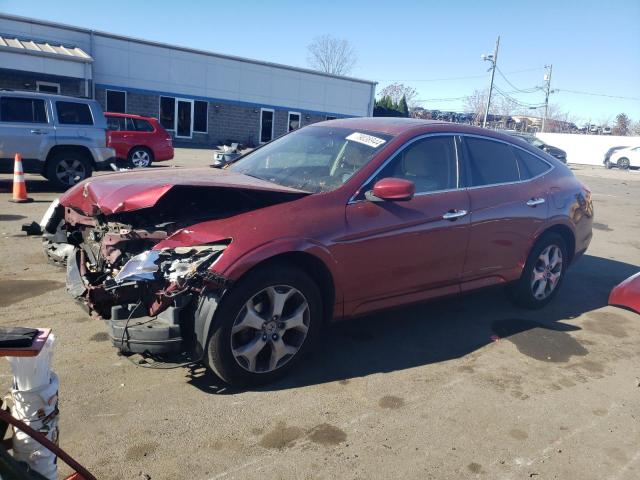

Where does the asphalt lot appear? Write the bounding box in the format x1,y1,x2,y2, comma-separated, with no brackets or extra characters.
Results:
1,151,639,479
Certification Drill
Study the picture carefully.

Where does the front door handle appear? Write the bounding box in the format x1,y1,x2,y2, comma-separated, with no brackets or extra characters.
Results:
526,197,546,207
30,129,47,135
442,209,468,220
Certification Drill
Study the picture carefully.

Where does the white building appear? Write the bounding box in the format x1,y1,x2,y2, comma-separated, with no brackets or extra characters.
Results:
0,13,376,146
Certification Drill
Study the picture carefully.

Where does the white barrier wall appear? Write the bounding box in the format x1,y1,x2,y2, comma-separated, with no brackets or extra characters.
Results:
535,133,640,166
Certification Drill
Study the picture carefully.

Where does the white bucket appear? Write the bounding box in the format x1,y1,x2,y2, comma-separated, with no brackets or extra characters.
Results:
7,334,58,480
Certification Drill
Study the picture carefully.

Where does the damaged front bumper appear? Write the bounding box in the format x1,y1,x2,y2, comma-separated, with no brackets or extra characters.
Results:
66,241,230,354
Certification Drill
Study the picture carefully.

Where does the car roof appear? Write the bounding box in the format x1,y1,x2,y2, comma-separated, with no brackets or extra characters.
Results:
314,117,524,143
104,112,157,120
0,89,96,102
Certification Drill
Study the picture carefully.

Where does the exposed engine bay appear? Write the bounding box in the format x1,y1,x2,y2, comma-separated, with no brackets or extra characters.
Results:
45,185,306,354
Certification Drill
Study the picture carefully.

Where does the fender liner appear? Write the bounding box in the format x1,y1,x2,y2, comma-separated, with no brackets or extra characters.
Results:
193,292,220,358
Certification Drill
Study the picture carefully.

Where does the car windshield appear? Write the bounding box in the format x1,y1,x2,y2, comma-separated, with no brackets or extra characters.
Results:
230,126,393,193
518,135,544,148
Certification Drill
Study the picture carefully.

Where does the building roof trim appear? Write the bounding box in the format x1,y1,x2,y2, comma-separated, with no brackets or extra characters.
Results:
0,32,93,63
0,13,376,86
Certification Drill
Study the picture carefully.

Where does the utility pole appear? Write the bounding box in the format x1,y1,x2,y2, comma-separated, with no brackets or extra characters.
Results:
482,35,500,128
541,64,553,133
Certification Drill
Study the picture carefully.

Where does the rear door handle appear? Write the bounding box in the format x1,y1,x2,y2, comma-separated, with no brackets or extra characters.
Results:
30,129,47,135
526,197,546,207
442,209,468,220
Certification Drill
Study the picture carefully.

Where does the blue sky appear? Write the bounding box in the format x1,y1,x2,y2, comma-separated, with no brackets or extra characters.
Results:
2,0,639,124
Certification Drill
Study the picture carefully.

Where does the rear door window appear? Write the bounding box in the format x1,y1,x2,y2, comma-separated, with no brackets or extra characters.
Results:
56,101,94,125
464,137,520,186
514,148,552,179
0,97,47,123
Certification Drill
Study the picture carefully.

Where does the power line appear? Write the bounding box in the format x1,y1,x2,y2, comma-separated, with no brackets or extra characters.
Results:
377,66,545,83
554,89,640,101
495,66,542,93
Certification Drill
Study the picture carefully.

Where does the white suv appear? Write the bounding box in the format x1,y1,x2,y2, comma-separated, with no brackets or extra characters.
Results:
0,90,115,189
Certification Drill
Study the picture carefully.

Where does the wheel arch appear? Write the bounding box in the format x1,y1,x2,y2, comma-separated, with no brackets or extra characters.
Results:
128,145,154,161
45,145,95,171
536,223,576,265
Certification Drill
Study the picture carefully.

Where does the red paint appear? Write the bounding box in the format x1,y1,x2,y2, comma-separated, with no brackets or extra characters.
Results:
105,112,174,162
372,177,415,201
60,118,594,320
609,272,640,314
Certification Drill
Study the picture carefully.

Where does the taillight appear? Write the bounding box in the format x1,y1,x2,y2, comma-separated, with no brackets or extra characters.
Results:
106,132,112,146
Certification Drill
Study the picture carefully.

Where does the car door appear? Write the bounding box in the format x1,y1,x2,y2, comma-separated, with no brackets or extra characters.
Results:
337,135,471,316
105,116,128,158
460,136,550,289
0,96,54,167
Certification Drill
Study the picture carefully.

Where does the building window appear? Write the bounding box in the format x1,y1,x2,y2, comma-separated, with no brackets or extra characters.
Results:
36,81,60,94
288,112,301,132
160,96,175,130
194,101,208,133
0,97,48,123
106,90,126,113
260,108,274,143
55,101,93,125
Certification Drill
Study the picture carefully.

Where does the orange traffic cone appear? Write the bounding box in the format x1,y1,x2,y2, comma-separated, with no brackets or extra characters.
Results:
9,153,33,203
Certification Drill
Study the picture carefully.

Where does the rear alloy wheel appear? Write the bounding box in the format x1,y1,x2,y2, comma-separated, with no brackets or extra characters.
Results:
205,265,321,386
129,147,153,168
508,233,567,309
46,153,92,190
617,157,630,170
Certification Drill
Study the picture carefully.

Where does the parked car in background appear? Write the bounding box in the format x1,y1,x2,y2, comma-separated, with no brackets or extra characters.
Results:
105,112,173,168
0,90,114,189
504,132,567,163
602,126,612,135
603,146,629,168
607,146,640,170
50,118,592,386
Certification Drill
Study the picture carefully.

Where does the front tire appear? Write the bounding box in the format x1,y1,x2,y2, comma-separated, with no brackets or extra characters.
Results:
508,233,568,309
205,264,322,386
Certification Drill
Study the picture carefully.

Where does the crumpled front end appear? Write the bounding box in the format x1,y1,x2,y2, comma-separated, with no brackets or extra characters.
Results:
60,204,232,354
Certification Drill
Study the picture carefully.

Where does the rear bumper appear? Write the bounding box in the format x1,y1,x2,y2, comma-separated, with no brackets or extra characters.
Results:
154,145,174,162
91,146,117,165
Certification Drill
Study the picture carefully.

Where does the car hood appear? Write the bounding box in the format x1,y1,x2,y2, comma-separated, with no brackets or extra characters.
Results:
59,167,306,216
609,272,640,315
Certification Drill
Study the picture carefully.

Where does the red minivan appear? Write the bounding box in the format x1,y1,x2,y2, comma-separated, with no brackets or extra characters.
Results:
105,112,174,167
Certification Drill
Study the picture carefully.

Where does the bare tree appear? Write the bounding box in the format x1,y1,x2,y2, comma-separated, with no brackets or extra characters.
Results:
307,35,357,76
463,89,488,125
377,83,419,110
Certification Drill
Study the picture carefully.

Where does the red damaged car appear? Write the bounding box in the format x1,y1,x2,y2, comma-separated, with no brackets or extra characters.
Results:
105,112,174,168
45,118,593,386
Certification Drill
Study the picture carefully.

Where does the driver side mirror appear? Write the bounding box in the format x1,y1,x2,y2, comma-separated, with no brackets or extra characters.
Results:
365,177,415,202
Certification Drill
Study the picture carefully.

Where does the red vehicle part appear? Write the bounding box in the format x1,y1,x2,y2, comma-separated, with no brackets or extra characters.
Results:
608,272,640,314
105,112,174,164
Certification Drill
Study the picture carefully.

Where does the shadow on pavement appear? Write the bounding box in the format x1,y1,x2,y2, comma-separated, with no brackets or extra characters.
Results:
186,254,639,394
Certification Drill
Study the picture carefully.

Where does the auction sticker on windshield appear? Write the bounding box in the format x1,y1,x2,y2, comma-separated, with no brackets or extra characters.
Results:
346,132,387,148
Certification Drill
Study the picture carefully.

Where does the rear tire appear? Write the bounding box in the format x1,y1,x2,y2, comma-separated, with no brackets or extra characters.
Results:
508,233,568,309
46,152,92,190
129,147,153,168
204,264,322,387
617,157,630,170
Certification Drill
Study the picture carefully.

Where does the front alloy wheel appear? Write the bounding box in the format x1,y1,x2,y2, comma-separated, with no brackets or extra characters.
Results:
231,285,310,373
204,264,321,386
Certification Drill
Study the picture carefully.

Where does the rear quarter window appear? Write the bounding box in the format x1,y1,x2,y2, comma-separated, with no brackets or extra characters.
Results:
514,148,552,179
126,118,154,132
56,101,94,125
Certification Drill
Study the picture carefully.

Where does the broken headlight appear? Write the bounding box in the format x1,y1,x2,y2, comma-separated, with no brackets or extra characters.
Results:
114,244,228,285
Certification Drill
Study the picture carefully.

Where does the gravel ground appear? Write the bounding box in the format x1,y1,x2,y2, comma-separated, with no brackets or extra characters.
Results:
0,152,639,479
